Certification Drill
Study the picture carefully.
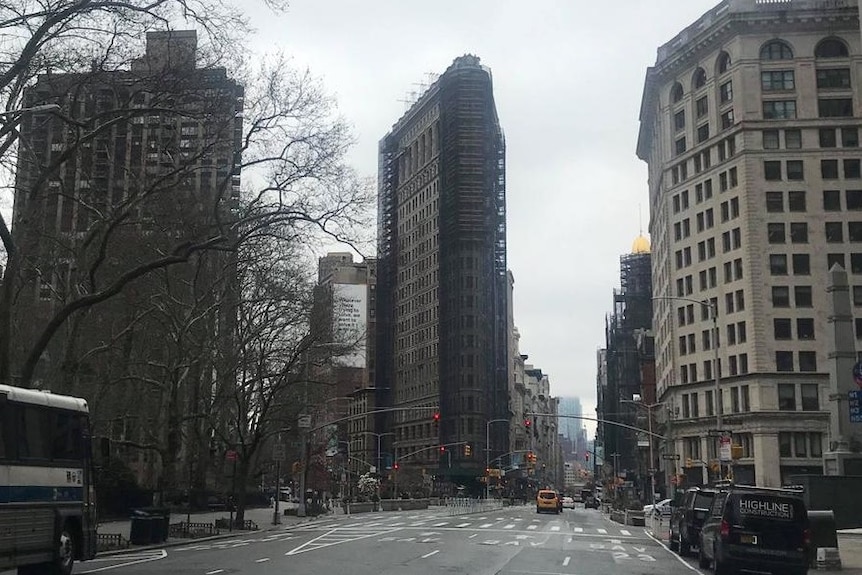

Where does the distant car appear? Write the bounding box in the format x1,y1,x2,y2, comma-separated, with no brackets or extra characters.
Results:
584,495,600,509
536,490,561,514
561,496,575,509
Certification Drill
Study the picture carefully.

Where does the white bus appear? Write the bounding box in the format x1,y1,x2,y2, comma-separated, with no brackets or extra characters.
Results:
0,384,97,574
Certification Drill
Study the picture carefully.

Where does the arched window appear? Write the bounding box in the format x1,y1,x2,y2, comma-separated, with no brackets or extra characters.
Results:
671,82,684,103
815,38,849,59
717,52,731,74
692,68,707,90
760,40,793,60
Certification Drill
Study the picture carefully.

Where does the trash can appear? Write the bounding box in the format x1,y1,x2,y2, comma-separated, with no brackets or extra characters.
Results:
130,508,171,544
808,510,841,569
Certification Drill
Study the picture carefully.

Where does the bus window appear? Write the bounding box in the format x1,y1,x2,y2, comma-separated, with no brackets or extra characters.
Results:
18,405,51,460
0,399,6,459
52,411,83,460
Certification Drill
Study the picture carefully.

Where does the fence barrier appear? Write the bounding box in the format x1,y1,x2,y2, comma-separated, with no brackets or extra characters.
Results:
168,521,220,538
444,498,504,516
96,533,129,551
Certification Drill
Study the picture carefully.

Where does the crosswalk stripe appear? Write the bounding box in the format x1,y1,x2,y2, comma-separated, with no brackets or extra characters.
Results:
479,523,493,528
620,529,631,536
574,527,584,533
503,524,515,529
456,523,471,528
597,528,607,534
550,526,561,531
527,525,538,530
433,522,448,527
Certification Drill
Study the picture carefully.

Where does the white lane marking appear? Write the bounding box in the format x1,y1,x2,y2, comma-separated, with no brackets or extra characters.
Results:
433,522,448,527
567,537,573,543
230,542,250,547
421,550,440,559
504,524,515,529
621,529,632,536
550,525,561,531
255,558,270,563
574,527,584,533
531,519,540,523
410,521,427,526
478,517,487,520
563,556,571,566
469,533,478,539
206,571,224,575
645,530,705,574
527,524,538,530
456,522,471,528
77,550,167,573
597,528,608,534
479,523,493,528
389,522,405,526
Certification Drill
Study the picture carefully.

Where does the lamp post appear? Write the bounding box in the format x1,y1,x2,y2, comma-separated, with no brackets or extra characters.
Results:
621,399,665,504
652,296,723,479
0,103,60,119
485,418,508,500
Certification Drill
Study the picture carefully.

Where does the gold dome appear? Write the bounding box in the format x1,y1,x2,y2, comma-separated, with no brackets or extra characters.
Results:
632,234,651,254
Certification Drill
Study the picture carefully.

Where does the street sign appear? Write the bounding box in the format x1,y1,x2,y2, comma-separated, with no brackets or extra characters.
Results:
272,443,286,462
226,449,238,462
662,454,681,460
853,361,862,388
298,414,311,429
719,435,732,462
849,390,862,423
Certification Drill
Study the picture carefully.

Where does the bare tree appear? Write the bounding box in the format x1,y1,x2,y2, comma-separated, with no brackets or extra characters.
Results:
0,3,373,386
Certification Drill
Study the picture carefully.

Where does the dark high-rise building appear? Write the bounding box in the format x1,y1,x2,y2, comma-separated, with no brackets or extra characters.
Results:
7,30,242,489
377,55,508,489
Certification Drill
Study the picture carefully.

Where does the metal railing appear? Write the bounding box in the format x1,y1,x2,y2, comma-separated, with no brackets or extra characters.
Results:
96,533,130,551
168,521,221,538
444,497,504,516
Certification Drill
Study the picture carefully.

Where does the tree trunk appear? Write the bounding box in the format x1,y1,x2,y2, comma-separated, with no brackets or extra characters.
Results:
233,459,249,525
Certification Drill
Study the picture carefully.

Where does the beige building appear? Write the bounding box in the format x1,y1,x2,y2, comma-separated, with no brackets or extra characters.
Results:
637,0,862,487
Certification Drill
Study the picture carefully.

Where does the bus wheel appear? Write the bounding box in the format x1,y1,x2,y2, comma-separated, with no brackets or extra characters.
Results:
56,527,75,575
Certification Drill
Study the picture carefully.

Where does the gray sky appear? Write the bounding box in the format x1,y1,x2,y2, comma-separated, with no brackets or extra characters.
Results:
244,0,720,433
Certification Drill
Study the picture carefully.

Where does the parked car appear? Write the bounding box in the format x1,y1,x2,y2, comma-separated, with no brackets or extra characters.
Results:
670,487,717,556
644,498,672,518
561,496,575,509
699,484,810,575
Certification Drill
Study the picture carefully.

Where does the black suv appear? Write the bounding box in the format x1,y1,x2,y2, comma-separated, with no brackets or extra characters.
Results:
699,484,810,575
669,486,716,556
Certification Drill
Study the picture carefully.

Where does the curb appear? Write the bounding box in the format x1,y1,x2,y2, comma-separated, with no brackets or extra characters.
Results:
96,516,320,557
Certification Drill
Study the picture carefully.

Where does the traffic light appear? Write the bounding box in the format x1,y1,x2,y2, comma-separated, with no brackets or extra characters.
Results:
464,444,472,457
433,412,440,423
439,445,446,453
585,452,590,462
393,461,399,470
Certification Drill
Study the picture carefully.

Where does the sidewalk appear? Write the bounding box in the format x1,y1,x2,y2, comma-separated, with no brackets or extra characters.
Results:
98,505,331,544
840,534,862,574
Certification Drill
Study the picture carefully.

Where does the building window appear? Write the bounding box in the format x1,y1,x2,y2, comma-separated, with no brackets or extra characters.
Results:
761,40,794,60
842,127,859,147
763,100,796,119
801,383,819,410
845,160,861,179
766,192,783,212
795,286,813,307
738,322,747,342
816,68,851,90
786,160,804,180
774,318,792,340
769,254,787,275
852,253,862,273
776,351,794,372
792,254,810,275
772,286,790,307
820,128,837,148
810,433,823,457
761,70,795,91
799,351,817,372
671,82,684,103
697,124,710,143
718,51,732,74
824,190,841,211
785,130,802,149
815,38,850,59
693,68,707,90
849,191,862,211
779,432,792,457
850,222,862,242
763,129,780,149
764,161,782,180
696,96,709,118
720,81,733,103
719,109,734,130
826,222,844,242
788,191,806,211
741,384,750,409
854,286,862,306
822,159,839,179
797,318,815,340
828,253,846,269
768,223,785,243
675,137,687,156
819,98,853,117
674,110,686,132
778,383,796,409
790,222,808,243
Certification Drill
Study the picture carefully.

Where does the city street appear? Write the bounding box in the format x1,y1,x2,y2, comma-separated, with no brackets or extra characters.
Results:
73,505,700,575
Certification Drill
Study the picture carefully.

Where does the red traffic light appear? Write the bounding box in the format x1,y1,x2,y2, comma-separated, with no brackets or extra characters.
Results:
394,461,399,470
433,412,440,422
585,452,590,462
524,418,531,427
439,446,446,453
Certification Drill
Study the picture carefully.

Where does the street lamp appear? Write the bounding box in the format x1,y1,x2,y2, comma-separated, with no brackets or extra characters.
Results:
0,103,60,119
485,418,508,500
621,399,665,504
652,296,723,478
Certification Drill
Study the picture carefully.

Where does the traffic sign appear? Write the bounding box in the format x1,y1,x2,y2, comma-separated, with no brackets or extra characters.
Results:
662,454,681,460
298,414,311,429
854,361,862,388
273,443,286,462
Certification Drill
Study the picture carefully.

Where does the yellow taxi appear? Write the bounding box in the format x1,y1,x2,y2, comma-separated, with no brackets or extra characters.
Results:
536,489,561,514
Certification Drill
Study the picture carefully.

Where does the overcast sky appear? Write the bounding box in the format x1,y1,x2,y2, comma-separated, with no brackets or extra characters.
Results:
244,0,721,434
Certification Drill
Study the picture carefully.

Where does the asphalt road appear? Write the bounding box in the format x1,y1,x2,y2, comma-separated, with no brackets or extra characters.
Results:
71,504,703,575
